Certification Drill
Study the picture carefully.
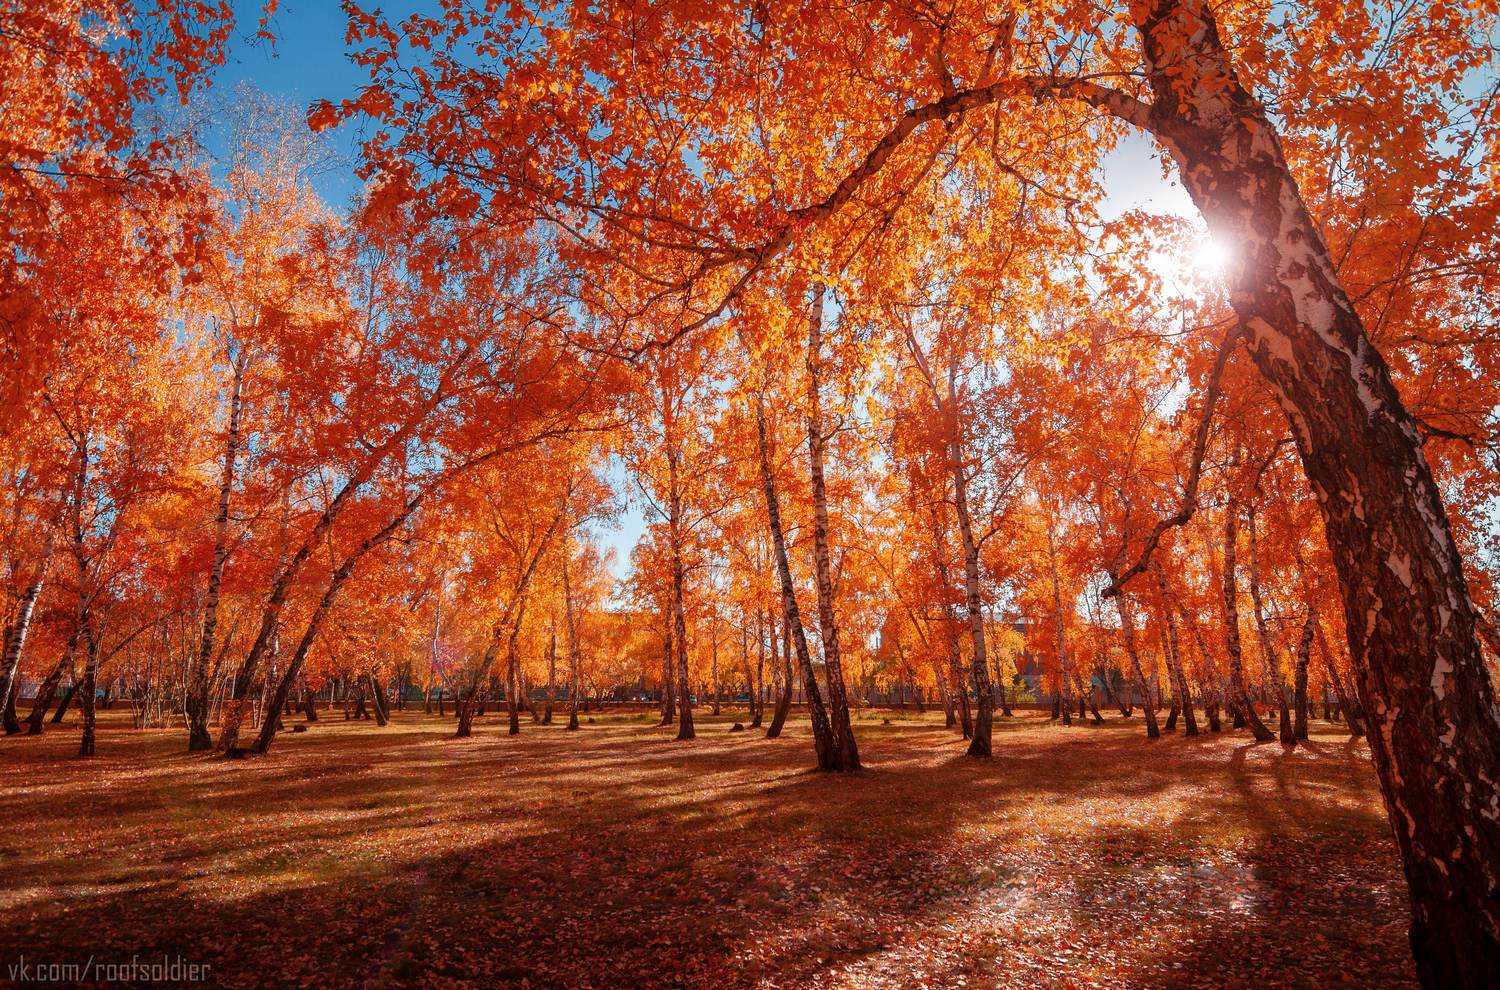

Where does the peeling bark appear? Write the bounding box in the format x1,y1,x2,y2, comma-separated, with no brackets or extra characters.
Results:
1106,5,1500,977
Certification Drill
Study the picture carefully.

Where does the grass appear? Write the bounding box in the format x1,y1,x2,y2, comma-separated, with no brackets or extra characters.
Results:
0,707,1416,989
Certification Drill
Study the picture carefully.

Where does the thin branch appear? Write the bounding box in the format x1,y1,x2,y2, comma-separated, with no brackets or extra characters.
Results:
1103,321,1243,597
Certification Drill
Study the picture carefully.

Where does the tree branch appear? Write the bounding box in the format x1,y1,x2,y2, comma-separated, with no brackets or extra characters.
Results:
1102,321,1242,597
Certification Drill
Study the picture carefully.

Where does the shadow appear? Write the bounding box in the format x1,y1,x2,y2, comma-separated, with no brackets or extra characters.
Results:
0,710,1416,989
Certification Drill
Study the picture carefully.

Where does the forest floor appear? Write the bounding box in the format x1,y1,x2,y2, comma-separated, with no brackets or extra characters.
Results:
0,706,1416,990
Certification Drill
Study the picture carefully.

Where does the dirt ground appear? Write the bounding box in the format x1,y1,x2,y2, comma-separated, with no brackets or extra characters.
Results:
0,706,1417,989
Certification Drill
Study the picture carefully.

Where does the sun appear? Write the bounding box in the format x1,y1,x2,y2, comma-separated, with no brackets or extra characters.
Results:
1194,239,1234,274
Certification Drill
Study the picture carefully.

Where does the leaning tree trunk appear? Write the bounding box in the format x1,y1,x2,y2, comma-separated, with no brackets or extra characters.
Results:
803,283,859,769
220,357,470,750
369,673,389,727
0,547,50,735
52,685,76,723
932,655,956,728
254,496,450,753
1074,5,1500,979
302,677,319,721
27,643,76,736
756,389,837,764
350,679,369,721
1079,675,1106,724
1,678,19,735
454,511,562,739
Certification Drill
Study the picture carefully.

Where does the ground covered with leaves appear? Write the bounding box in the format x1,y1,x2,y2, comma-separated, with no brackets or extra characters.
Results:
0,708,1416,989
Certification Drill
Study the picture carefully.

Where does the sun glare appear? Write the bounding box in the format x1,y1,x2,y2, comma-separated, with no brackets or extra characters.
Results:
1195,239,1233,274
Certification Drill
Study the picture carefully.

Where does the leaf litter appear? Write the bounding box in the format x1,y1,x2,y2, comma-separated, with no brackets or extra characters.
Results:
0,709,1416,989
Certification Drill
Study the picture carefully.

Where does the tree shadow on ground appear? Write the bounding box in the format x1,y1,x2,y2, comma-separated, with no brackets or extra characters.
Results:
0,709,1417,988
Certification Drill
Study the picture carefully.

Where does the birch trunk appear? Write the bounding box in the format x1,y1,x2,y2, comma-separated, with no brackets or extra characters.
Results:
221,347,472,750
1046,511,1072,729
544,624,556,725
1080,5,1500,978
803,283,858,769
254,490,443,751
1316,620,1363,736
455,510,562,738
77,613,104,757
948,403,994,755
564,550,581,731
1222,497,1277,742
756,389,836,762
1167,580,1225,731
1113,592,1160,739
1152,560,1198,736
188,351,248,752
0,547,50,734
1295,598,1318,741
